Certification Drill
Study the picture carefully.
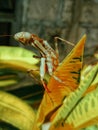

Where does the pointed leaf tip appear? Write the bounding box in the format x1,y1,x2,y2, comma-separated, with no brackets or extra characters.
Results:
79,34,86,44
83,34,86,40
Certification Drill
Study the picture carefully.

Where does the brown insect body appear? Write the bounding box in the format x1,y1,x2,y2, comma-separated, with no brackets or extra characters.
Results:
14,32,59,92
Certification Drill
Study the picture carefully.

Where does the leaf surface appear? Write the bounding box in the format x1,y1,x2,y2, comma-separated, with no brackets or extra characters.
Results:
49,64,98,130
0,46,39,72
0,90,35,130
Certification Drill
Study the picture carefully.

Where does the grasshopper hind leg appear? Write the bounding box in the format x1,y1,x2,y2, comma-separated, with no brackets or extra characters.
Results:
41,79,51,93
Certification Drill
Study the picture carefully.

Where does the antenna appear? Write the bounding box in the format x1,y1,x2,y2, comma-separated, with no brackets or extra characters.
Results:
0,34,13,37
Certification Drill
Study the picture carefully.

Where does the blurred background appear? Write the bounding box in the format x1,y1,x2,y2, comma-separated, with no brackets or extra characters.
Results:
0,0,98,62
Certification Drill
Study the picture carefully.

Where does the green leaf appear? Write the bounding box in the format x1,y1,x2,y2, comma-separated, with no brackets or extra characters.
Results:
0,90,35,130
0,79,18,87
49,64,98,130
0,46,41,88
0,46,39,72
0,46,38,64
95,53,98,59
66,83,98,129
82,125,98,130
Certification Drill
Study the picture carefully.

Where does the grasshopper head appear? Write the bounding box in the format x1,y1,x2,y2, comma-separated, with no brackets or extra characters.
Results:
14,32,32,45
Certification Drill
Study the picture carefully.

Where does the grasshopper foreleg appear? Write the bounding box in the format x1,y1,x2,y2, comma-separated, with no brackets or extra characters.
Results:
27,69,40,84
33,55,41,59
40,57,51,93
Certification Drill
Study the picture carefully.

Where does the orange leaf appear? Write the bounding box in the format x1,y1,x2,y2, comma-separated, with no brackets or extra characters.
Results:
49,123,75,130
33,35,86,130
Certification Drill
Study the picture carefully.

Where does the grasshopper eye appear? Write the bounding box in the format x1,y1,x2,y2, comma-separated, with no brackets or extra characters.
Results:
23,32,31,39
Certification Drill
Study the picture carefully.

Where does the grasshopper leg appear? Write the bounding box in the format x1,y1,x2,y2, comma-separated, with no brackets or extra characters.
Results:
54,36,74,46
40,57,51,93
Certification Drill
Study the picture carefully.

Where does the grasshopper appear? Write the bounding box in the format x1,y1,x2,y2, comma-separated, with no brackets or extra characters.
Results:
1,32,74,92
